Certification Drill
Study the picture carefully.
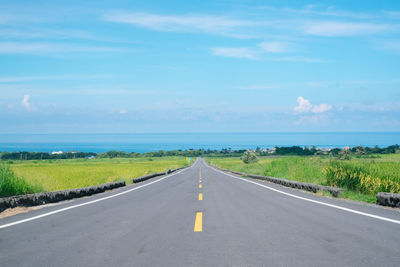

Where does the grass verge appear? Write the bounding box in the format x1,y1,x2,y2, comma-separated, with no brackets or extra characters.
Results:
6,156,188,193
0,163,43,197
206,155,400,204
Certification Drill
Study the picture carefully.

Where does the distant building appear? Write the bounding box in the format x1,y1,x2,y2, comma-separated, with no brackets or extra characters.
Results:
320,148,331,152
344,146,351,151
51,151,63,155
87,156,95,159
268,148,276,154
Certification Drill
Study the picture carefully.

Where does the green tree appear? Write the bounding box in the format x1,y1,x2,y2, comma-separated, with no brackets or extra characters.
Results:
241,150,259,164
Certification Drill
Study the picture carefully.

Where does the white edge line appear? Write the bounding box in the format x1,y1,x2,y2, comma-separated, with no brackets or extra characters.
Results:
211,166,400,225
0,163,195,230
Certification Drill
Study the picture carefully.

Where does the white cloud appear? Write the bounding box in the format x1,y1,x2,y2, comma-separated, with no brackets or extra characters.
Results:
211,47,257,59
104,12,251,37
22,94,32,111
119,109,127,114
294,96,331,114
294,96,312,113
302,21,392,36
312,103,332,113
258,42,292,53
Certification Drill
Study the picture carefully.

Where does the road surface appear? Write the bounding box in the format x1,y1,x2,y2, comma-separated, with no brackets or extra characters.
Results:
1,158,400,266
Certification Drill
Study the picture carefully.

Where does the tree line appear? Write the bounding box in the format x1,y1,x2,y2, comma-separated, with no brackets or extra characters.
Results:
0,144,398,160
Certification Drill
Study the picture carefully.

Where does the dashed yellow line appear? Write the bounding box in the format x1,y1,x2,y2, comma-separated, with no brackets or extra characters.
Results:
198,193,203,200
194,212,202,232
199,184,202,189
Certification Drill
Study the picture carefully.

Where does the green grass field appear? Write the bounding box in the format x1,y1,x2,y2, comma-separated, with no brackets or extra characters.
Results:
2,157,188,196
206,154,400,203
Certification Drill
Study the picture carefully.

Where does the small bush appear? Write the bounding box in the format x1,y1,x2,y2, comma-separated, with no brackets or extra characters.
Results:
0,163,43,197
338,150,350,160
241,151,259,164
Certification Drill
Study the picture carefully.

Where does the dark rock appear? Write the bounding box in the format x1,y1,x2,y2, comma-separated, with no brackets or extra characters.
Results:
376,192,400,207
0,180,126,213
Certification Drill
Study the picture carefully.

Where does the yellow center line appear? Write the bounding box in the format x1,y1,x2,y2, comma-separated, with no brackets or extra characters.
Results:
194,212,202,232
198,193,203,200
199,184,202,189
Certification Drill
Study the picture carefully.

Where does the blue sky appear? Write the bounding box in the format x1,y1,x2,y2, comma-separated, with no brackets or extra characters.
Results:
1,0,400,133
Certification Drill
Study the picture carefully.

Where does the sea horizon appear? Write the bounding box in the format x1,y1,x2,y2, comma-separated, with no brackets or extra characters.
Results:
0,132,399,153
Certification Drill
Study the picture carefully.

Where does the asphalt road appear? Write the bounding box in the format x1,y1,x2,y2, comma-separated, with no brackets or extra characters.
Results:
1,158,400,266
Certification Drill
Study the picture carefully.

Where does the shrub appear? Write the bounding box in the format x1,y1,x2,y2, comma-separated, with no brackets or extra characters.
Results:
0,163,43,197
241,151,259,164
338,149,350,160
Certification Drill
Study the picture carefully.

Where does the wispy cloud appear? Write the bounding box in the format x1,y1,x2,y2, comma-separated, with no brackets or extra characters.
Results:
0,42,121,55
0,74,113,83
258,41,293,53
302,21,393,36
376,40,400,53
382,11,400,19
211,47,257,59
277,56,322,63
238,84,282,90
0,12,45,25
277,5,377,19
104,12,252,37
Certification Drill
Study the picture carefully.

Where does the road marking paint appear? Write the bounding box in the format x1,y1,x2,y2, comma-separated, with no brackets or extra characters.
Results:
199,184,202,189
194,212,203,232
212,166,400,225
0,164,195,230
199,193,203,200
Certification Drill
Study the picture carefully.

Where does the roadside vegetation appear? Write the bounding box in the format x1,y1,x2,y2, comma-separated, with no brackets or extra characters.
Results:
207,152,400,203
0,163,43,197
1,157,188,196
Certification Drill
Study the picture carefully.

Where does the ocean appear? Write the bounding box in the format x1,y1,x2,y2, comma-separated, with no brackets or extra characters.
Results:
0,132,399,153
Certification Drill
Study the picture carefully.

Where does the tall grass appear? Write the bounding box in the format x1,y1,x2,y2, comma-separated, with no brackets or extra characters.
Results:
324,161,400,194
10,157,188,192
207,156,326,184
206,155,400,203
0,163,43,197
263,157,326,184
